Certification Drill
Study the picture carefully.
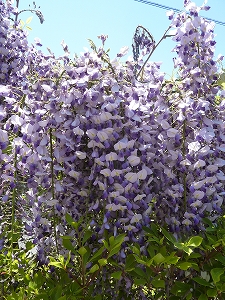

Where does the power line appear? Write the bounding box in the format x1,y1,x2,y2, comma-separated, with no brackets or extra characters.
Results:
134,0,225,27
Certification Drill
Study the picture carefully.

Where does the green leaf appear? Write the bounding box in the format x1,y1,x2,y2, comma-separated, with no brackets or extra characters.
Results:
177,262,193,270
29,281,37,290
107,257,119,268
146,266,153,278
193,277,212,287
164,252,180,264
98,258,107,267
202,218,214,227
215,253,225,265
174,242,193,255
211,268,224,284
109,236,115,245
78,246,87,256
133,255,148,266
159,237,164,245
50,285,63,300
207,288,217,297
142,226,153,234
26,16,33,24
198,294,208,300
58,296,67,300
161,227,176,243
132,245,140,255
186,236,203,247
189,252,202,259
133,267,147,278
48,262,63,269
218,72,225,89
62,238,76,253
155,291,167,299
82,230,92,245
26,25,32,31
171,282,192,296
134,278,147,285
112,233,126,247
102,239,109,250
166,256,180,264
146,258,154,267
65,213,79,230
90,246,105,262
125,254,136,271
147,245,155,258
174,242,184,250
153,253,165,264
111,271,122,280
159,246,167,256
25,241,34,251
108,245,121,258
89,264,99,274
147,237,160,243
150,222,159,236
34,293,49,300
107,235,125,257
93,295,102,300
32,272,45,288
12,232,20,242
212,239,223,249
58,255,65,265
206,227,217,232
152,279,165,288
70,281,82,294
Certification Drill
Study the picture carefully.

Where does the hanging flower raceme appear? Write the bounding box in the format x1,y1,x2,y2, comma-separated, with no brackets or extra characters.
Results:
169,1,220,98
0,0,29,85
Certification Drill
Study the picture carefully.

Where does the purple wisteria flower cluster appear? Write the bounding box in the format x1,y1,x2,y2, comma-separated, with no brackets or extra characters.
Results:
0,0,29,86
0,0,225,278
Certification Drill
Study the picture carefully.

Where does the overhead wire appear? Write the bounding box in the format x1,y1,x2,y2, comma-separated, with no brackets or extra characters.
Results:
134,0,225,26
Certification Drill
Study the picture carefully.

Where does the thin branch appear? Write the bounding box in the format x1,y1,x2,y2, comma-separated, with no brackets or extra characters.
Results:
15,0,20,22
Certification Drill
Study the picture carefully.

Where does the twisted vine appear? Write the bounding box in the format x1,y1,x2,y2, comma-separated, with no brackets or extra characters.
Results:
132,25,173,82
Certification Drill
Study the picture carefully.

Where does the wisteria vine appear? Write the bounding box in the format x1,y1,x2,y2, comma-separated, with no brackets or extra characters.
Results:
0,0,225,289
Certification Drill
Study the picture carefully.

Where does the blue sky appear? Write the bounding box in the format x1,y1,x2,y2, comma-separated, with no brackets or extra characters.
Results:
17,0,225,76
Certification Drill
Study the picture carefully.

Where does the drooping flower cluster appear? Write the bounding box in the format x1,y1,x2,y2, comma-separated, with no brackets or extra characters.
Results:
0,0,29,85
150,0,225,234
170,1,219,96
0,0,225,275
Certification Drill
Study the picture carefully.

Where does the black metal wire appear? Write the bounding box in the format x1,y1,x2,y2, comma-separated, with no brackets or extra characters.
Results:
135,0,180,13
134,0,225,27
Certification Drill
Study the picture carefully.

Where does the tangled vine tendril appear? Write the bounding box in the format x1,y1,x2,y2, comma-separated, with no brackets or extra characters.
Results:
132,25,155,81
132,25,173,82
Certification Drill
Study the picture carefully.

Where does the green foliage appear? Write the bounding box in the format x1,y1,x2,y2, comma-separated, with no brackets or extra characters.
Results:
35,214,127,299
215,70,225,104
217,71,225,90
2,216,225,299
125,219,225,299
